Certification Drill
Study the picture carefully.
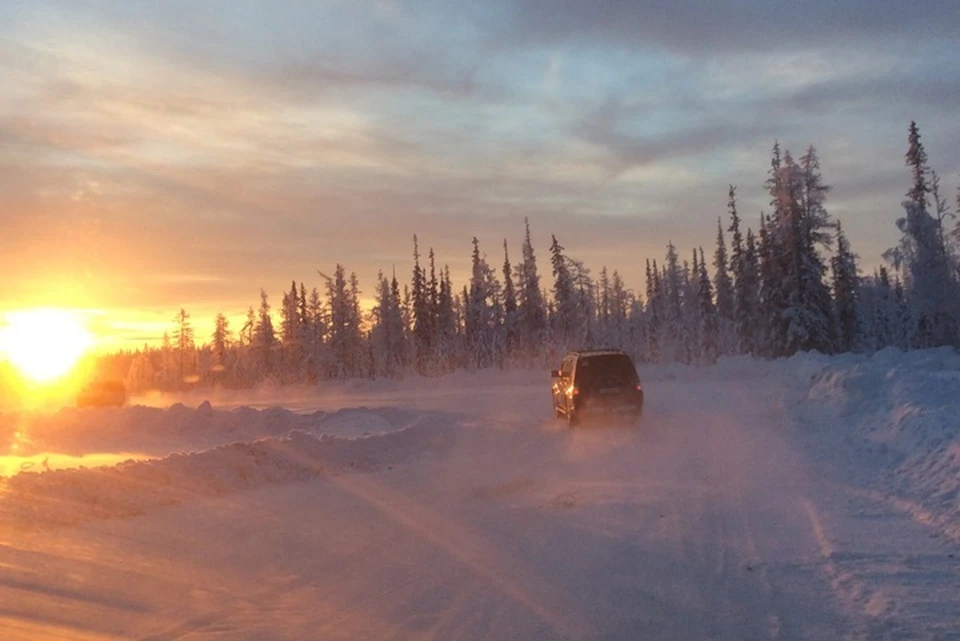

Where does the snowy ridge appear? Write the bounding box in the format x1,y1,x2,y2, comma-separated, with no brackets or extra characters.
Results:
801,347,960,539
0,412,456,529
1,403,420,459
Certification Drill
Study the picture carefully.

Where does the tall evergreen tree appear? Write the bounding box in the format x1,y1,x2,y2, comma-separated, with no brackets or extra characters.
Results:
906,121,929,210
698,247,718,363
740,228,760,354
466,237,501,369
663,242,684,362
516,218,547,360
212,312,231,371
645,259,662,362
609,270,629,351
762,143,835,355
172,308,194,382
280,280,301,377
888,122,959,347
831,220,861,352
324,265,356,377
501,240,519,359
550,234,577,350
436,265,457,371
713,218,734,329
411,236,432,374
254,289,276,373
756,212,782,356
240,305,255,347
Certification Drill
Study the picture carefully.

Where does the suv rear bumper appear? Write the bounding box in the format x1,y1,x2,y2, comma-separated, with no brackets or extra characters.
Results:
574,392,643,415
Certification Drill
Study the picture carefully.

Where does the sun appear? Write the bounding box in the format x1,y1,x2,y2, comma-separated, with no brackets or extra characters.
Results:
0,309,95,383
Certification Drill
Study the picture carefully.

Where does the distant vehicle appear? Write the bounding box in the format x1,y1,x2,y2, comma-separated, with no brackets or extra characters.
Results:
551,350,643,425
77,380,126,408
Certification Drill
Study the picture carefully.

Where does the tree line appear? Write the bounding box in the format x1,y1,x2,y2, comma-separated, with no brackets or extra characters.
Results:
120,122,960,391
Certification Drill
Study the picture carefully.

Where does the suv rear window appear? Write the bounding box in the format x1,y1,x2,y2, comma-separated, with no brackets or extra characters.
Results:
575,354,637,388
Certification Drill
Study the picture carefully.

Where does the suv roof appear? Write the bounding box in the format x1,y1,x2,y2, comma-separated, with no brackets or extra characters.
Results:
568,349,627,357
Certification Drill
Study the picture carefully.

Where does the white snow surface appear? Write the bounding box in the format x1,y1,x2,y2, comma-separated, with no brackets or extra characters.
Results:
2,350,960,640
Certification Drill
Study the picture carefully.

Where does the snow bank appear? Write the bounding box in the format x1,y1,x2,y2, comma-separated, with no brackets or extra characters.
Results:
800,347,960,538
0,404,421,459
0,413,456,529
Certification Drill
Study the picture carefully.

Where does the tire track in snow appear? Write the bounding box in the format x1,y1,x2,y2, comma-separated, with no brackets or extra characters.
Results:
732,479,782,640
801,496,883,641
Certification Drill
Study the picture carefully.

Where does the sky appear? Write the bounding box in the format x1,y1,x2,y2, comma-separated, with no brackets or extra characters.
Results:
2,0,959,347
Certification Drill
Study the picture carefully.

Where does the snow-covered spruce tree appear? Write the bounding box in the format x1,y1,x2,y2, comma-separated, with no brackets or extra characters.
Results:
954,181,960,270
756,212,782,357
550,234,577,352
713,217,735,354
434,265,458,373
738,227,761,355
235,305,255,384
680,253,699,364
501,240,519,363
465,237,502,369
280,281,301,380
762,143,835,356
306,286,328,381
886,122,959,348
830,220,861,353
427,248,440,368
609,270,630,352
426,248,445,373
597,267,611,346
323,265,364,378
874,267,895,349
410,236,433,374
296,282,313,381
627,292,648,363
254,289,277,377
893,277,911,349
350,272,369,377
370,272,397,378
211,312,231,380
389,273,408,374
859,267,895,351
662,242,685,363
515,218,548,363
727,186,748,354
172,308,195,384
568,256,596,349
645,259,663,363
698,247,719,363
930,170,955,261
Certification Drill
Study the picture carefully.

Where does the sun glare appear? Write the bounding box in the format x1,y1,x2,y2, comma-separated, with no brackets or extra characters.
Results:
0,309,95,383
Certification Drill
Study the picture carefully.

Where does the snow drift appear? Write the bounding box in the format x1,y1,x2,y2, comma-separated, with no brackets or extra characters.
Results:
0,403,422,460
0,410,456,529
801,347,960,538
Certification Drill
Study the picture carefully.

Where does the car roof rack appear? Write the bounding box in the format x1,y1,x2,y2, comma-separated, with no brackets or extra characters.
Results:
571,348,625,356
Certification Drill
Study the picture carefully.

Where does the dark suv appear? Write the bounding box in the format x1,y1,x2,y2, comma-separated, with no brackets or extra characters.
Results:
77,380,127,408
551,350,643,425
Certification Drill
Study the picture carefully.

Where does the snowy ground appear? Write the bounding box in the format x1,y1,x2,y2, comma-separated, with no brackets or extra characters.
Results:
2,350,960,640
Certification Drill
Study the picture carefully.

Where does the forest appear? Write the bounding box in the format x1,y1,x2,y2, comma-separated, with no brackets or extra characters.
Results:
115,122,960,392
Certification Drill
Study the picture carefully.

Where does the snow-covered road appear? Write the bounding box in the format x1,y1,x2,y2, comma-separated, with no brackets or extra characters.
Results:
2,353,960,640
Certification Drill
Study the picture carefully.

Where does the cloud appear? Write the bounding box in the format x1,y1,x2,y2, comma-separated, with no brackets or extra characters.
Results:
486,0,960,54
0,1,958,345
